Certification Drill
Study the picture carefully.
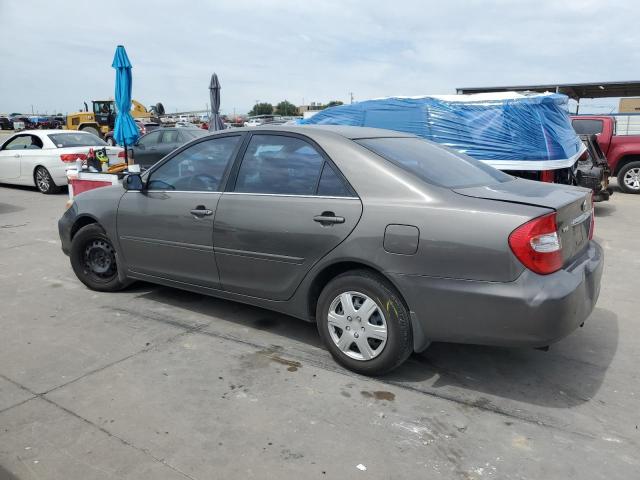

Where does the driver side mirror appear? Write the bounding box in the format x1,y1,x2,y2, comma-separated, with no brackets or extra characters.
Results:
123,173,144,191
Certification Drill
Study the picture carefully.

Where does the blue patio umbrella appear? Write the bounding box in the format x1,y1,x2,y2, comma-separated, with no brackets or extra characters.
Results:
111,45,139,159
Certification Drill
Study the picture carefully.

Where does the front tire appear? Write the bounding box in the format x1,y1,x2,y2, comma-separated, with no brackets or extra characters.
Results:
316,270,413,376
618,161,640,194
34,166,60,194
70,224,128,292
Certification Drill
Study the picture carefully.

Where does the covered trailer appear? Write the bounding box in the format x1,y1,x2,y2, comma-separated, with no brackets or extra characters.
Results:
301,92,587,183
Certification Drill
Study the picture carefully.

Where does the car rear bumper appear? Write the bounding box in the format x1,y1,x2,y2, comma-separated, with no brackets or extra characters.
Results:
390,240,603,351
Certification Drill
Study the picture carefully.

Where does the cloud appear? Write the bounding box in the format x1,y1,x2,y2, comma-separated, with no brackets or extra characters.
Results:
0,0,638,114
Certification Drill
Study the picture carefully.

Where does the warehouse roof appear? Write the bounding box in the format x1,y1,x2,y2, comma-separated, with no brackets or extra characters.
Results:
456,81,640,100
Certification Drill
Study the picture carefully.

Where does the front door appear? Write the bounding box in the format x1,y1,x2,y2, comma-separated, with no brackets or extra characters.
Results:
0,135,35,180
117,134,243,287
214,133,362,301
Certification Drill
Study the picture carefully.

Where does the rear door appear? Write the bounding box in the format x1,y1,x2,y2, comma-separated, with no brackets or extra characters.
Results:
213,132,362,300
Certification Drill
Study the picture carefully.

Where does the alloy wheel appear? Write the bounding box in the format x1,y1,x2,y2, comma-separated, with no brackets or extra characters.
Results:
35,167,50,192
623,167,640,191
327,291,388,361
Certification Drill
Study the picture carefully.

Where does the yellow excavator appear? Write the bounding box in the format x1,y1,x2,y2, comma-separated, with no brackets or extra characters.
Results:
65,100,164,138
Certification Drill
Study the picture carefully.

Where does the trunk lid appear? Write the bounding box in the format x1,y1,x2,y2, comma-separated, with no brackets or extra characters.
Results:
57,146,123,165
455,179,592,264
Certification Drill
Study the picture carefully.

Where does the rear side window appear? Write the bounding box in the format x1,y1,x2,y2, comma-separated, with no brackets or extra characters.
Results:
48,132,105,147
356,137,511,189
234,135,324,195
572,119,604,135
317,162,352,197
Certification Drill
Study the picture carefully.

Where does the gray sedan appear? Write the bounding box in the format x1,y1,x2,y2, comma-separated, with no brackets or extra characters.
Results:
58,126,603,375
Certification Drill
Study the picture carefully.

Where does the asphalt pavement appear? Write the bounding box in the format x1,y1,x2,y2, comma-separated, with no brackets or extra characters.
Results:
0,176,638,479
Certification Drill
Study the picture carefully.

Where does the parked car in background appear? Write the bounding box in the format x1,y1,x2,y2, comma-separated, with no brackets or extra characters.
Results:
0,130,123,193
105,120,160,145
0,116,13,130
58,126,602,375
175,121,200,129
572,115,640,194
10,116,34,131
130,127,207,169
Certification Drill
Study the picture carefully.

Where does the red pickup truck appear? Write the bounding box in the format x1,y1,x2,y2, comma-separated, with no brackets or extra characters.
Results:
572,115,640,194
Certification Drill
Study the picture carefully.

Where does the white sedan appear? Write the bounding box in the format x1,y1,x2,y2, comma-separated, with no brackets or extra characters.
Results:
0,130,123,194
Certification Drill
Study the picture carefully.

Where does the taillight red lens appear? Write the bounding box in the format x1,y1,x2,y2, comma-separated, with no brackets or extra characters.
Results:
540,170,555,183
509,212,563,275
60,153,87,163
117,150,125,158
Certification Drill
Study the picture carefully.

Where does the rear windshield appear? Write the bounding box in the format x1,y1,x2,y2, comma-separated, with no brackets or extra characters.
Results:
356,137,512,188
48,132,107,148
572,119,603,135
181,129,208,140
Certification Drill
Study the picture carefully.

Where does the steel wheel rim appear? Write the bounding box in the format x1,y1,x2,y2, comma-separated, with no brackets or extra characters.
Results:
36,168,50,191
83,239,117,281
327,291,388,361
623,167,640,190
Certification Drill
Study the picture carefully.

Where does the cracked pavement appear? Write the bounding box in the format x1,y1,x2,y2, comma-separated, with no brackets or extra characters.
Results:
0,180,638,479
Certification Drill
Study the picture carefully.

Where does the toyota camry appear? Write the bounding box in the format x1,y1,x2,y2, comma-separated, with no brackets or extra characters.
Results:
58,126,603,375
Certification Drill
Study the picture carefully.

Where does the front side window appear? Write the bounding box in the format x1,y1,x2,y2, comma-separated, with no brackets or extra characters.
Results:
147,136,241,191
234,135,325,195
3,135,43,150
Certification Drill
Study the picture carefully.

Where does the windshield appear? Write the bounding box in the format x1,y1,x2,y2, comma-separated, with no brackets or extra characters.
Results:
48,132,107,148
356,137,512,189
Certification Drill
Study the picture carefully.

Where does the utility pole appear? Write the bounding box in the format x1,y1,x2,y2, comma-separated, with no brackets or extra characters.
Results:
349,92,354,104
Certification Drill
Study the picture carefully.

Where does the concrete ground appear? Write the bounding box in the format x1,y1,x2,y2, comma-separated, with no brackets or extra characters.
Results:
0,176,638,479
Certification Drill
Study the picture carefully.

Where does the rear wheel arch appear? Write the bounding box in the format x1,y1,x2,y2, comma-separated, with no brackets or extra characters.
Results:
613,154,640,175
306,261,409,321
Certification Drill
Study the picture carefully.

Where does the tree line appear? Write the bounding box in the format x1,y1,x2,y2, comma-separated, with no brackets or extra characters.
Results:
249,100,344,116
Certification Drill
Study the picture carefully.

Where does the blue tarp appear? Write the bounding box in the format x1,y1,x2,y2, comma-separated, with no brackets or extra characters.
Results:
111,45,139,148
300,93,585,171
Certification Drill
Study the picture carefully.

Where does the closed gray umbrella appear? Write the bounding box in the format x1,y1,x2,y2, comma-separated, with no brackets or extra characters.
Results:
208,73,224,132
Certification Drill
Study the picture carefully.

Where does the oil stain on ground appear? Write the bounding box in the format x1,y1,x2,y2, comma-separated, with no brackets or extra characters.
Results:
241,345,302,372
361,390,396,401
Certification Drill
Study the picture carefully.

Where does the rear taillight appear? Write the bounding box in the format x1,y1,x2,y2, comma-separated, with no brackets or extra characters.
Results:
509,212,563,275
540,170,555,183
60,153,87,163
117,150,126,159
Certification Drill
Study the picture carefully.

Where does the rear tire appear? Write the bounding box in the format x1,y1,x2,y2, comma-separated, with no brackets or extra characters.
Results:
81,125,101,138
34,166,60,194
316,270,413,376
70,224,128,292
617,161,640,194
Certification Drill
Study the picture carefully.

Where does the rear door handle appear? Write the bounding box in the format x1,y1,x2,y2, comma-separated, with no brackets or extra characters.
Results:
313,212,345,225
190,206,213,218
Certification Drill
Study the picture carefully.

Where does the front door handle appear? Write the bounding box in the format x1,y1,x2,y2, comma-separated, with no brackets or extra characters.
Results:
190,205,213,218
313,211,345,226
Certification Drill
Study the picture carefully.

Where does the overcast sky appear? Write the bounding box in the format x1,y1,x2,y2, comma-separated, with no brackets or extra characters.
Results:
1,0,638,115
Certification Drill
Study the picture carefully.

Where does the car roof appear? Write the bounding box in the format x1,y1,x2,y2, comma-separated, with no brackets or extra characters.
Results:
219,125,416,140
